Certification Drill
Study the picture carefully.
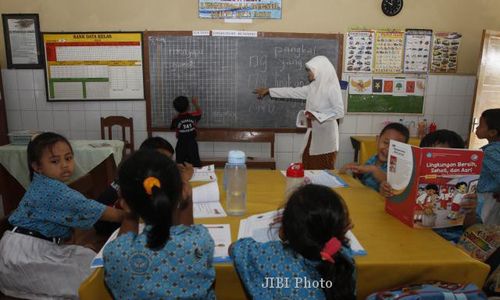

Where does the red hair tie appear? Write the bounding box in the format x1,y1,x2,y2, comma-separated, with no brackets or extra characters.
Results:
143,176,161,195
320,237,342,263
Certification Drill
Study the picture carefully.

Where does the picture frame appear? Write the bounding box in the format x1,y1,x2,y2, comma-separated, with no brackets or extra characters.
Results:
2,14,43,69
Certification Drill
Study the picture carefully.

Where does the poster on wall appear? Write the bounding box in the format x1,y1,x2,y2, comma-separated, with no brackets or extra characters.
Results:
2,14,43,69
431,32,461,73
373,31,405,73
43,32,144,101
403,29,432,73
347,74,426,114
199,0,282,19
344,31,375,73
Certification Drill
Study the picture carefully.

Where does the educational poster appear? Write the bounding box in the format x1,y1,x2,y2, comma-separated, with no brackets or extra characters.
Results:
199,0,282,19
345,31,374,73
373,31,405,73
403,29,432,73
43,32,144,101
431,32,462,73
348,76,372,94
347,75,426,114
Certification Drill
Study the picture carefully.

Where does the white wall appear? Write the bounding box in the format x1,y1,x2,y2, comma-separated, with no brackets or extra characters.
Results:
2,69,475,171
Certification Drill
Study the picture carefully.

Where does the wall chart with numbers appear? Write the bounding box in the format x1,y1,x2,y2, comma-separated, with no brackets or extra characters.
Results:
42,32,144,101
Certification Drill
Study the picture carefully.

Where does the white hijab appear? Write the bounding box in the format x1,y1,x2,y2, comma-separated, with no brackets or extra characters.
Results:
304,56,344,119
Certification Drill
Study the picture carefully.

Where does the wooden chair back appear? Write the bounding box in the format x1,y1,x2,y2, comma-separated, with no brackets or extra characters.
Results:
100,116,134,155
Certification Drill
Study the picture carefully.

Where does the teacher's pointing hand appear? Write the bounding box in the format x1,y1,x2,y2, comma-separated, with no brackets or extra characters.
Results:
254,87,269,99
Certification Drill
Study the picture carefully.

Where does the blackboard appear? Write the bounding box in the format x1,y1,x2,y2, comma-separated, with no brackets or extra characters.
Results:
144,31,342,131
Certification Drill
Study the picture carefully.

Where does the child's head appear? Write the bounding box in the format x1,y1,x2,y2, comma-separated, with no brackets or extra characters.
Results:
425,184,439,195
27,132,74,182
376,123,410,162
419,129,465,149
455,182,467,194
118,150,183,250
173,96,189,113
281,184,355,299
476,108,500,142
139,137,174,159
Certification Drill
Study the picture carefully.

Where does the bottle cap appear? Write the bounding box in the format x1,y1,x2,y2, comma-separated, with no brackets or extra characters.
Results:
227,150,246,164
286,163,304,178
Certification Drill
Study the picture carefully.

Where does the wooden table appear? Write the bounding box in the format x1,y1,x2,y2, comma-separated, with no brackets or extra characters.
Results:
350,135,421,164
80,170,489,300
0,140,123,215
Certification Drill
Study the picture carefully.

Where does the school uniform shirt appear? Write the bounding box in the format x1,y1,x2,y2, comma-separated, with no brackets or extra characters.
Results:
1,172,105,299
170,108,202,166
477,141,500,225
231,238,355,300
360,155,386,192
9,172,106,238
269,56,344,156
104,224,216,300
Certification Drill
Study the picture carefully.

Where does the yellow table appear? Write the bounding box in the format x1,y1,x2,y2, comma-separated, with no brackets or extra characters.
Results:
80,170,489,300
350,135,421,164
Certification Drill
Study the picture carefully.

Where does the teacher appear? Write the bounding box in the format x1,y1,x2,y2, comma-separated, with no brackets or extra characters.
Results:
254,55,344,169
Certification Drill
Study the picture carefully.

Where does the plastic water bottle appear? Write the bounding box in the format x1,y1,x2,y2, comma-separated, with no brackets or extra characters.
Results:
224,150,247,216
285,163,304,199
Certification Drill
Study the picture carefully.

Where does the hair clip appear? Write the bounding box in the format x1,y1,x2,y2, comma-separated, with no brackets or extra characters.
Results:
320,237,342,263
143,176,161,195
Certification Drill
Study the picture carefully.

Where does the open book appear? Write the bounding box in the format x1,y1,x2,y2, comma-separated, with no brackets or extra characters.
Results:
296,110,337,126
193,181,227,218
91,223,231,268
190,165,217,182
280,170,348,188
386,140,484,228
237,210,366,256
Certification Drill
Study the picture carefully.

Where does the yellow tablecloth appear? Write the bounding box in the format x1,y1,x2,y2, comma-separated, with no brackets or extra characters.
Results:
80,170,489,300
0,140,123,188
350,135,421,164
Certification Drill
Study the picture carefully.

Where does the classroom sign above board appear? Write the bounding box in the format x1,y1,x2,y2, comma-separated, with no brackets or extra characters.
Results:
144,31,342,130
42,32,144,101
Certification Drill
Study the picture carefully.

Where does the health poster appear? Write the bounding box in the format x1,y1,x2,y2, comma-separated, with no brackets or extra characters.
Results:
431,32,461,73
43,32,144,101
404,29,432,73
345,31,374,73
374,31,405,73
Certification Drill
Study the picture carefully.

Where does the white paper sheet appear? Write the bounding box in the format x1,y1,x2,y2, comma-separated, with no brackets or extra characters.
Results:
280,170,348,188
190,164,217,182
202,224,231,262
192,181,227,218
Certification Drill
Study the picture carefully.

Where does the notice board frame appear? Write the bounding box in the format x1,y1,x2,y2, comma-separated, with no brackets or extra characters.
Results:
143,31,343,134
42,31,145,102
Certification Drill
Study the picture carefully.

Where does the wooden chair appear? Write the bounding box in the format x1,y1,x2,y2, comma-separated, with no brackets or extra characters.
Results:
196,129,276,169
100,116,134,156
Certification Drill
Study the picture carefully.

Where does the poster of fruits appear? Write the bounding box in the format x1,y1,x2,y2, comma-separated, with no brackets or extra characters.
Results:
431,32,461,73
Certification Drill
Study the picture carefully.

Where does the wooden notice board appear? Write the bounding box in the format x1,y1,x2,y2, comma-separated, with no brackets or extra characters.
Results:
144,31,343,131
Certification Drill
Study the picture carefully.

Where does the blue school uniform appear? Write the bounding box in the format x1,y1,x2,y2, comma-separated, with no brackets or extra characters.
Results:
231,238,355,300
476,141,500,225
8,173,106,238
104,224,215,300
360,155,386,191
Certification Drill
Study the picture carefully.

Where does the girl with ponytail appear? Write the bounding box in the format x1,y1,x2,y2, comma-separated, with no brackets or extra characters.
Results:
103,150,215,299
231,184,356,299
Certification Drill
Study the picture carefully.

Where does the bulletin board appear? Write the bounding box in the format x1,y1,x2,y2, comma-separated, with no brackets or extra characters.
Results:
347,75,425,114
42,32,144,101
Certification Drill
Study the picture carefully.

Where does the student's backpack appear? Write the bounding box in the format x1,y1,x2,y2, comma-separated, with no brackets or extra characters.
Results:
366,281,488,300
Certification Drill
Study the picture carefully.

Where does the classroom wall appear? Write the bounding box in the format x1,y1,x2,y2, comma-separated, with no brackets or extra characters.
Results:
1,0,500,73
2,68,475,171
